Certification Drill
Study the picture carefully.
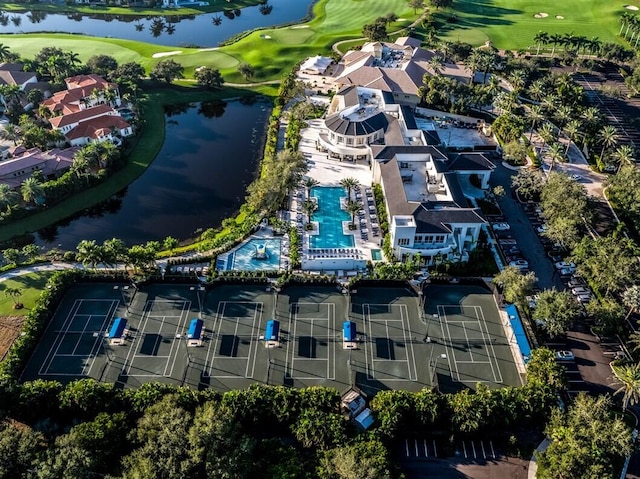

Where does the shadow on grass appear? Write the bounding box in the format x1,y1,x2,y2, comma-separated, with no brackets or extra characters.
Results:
434,0,522,35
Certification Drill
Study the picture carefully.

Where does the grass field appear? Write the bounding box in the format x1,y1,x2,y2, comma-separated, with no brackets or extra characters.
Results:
435,0,637,49
0,271,55,316
0,0,419,83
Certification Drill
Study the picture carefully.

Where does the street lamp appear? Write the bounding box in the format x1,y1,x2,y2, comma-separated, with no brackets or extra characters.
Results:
272,286,281,319
190,286,206,318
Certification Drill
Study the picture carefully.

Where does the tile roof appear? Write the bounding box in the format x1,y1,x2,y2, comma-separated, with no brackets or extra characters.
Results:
0,70,36,87
49,104,114,129
66,115,131,141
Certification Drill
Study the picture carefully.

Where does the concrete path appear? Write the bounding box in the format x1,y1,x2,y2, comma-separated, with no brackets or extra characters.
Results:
527,438,550,479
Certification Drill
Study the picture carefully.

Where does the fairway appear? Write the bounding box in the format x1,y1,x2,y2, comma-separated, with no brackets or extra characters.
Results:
0,0,419,82
436,0,634,49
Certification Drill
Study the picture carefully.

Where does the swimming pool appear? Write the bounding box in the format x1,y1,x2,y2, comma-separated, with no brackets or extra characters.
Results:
310,186,355,249
228,238,282,271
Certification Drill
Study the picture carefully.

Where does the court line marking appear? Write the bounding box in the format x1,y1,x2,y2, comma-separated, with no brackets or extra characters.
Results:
438,304,503,383
286,302,335,380
40,299,118,376
288,302,335,380
363,303,416,381
125,300,190,377
205,301,262,378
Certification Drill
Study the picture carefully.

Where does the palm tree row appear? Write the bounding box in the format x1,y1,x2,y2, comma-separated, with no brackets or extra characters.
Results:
75,237,160,273
533,31,602,56
619,12,640,48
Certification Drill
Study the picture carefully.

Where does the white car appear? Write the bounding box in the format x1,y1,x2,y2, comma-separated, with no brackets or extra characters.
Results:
537,225,548,233
492,223,511,231
576,294,593,304
509,259,529,269
555,261,576,270
567,279,586,288
556,350,575,361
570,174,583,181
571,286,592,296
560,267,576,276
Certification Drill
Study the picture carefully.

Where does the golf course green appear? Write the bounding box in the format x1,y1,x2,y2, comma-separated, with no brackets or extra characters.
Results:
436,0,638,50
0,0,419,83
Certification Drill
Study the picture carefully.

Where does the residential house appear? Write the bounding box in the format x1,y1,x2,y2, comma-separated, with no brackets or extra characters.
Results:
49,104,132,147
0,63,50,109
42,74,121,116
0,146,78,189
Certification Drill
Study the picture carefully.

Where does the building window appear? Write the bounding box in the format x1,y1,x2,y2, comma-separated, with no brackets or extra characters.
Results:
397,238,410,246
400,162,409,168
356,137,364,145
454,227,462,236
435,235,445,243
414,235,422,243
424,235,433,243
346,137,353,145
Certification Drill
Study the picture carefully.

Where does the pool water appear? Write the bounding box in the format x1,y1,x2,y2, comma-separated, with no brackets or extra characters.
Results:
371,249,383,261
229,238,282,271
310,187,355,249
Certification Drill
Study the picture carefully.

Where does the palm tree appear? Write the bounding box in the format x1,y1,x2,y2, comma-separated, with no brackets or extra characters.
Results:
547,142,564,174
581,106,601,130
76,239,104,271
549,33,563,55
554,105,573,128
427,55,444,76
0,183,18,212
528,105,545,142
623,285,640,321
528,79,546,102
563,120,581,156
599,125,618,161
3,287,23,309
302,177,319,200
0,43,11,62
533,31,549,55
103,238,127,270
613,145,636,173
301,200,317,228
538,122,556,151
0,123,19,146
339,177,359,201
611,362,640,411
620,12,632,38
71,154,90,183
345,200,362,228
212,15,222,26
20,177,43,205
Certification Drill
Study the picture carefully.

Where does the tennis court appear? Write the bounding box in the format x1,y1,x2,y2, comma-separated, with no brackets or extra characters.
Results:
421,283,522,391
21,281,521,392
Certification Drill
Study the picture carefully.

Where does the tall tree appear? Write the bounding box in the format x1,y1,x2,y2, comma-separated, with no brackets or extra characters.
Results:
194,66,223,89
533,289,582,338
612,362,640,410
237,63,255,81
493,266,537,305
150,59,184,84
599,125,618,161
20,177,43,205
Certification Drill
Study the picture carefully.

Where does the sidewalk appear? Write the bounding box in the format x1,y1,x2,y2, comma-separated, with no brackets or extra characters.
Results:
528,438,550,479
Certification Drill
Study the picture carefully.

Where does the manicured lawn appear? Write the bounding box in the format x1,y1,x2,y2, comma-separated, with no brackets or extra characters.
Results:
0,0,419,83
0,271,55,316
434,0,635,49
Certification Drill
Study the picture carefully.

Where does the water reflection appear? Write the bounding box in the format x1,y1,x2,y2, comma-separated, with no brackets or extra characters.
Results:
0,0,311,47
35,100,272,249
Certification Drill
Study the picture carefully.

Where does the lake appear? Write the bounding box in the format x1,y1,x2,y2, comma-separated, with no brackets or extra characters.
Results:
0,0,313,47
35,100,272,249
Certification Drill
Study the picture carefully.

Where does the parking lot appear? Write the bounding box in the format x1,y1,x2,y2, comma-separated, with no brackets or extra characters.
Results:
489,163,621,400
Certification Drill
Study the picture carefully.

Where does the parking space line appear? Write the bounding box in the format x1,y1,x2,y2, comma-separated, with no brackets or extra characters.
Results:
490,441,496,458
414,439,419,457
481,441,487,458
462,441,467,458
433,440,438,457
471,441,477,458
405,439,409,457
424,439,428,457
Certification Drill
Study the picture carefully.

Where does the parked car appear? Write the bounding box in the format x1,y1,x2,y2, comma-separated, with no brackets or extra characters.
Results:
555,261,576,270
509,259,529,269
567,279,586,288
604,164,616,173
537,225,548,234
548,253,564,263
560,267,576,276
556,350,575,361
498,239,517,245
570,174,583,181
576,294,593,304
571,287,592,296
492,222,511,231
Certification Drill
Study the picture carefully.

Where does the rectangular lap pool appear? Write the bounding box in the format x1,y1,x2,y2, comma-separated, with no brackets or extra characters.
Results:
228,238,282,271
310,186,355,249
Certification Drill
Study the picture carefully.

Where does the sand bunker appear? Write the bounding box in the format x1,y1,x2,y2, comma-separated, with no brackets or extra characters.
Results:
152,51,182,58
198,47,219,51
260,34,272,39
626,5,640,10
534,12,549,18
290,25,310,29
555,15,564,19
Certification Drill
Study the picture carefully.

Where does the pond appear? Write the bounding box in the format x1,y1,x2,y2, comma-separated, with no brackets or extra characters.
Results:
0,0,313,47
35,99,272,249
